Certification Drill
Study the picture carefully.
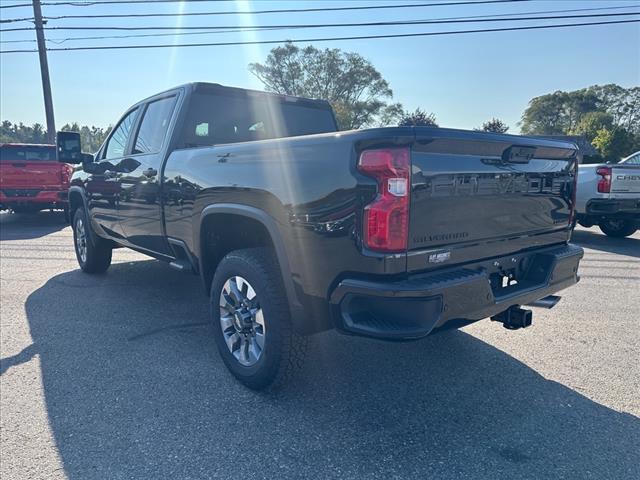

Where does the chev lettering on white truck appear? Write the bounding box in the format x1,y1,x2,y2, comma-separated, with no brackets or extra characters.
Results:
575,151,640,237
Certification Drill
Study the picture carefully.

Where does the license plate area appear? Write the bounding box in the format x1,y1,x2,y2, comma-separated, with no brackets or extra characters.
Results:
489,267,526,297
485,252,549,299
2,189,40,197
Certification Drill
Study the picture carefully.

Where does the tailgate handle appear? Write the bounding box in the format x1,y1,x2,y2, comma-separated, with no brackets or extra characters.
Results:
502,146,536,164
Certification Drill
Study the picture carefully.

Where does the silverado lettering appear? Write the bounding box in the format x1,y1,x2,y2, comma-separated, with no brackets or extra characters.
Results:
417,232,470,243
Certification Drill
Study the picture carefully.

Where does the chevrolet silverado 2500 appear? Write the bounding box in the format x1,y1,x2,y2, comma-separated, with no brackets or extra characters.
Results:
57,83,583,389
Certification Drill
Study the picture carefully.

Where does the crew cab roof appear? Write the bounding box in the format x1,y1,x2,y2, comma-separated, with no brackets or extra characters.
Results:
136,82,333,110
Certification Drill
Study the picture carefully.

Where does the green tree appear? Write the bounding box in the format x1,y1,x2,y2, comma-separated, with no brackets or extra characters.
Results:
569,111,614,142
0,120,17,143
520,90,599,135
398,108,438,127
249,42,401,130
586,84,640,134
520,84,639,136
60,123,112,152
476,118,509,133
591,127,635,163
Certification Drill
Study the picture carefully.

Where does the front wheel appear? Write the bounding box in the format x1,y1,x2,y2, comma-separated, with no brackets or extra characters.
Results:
599,219,638,238
72,207,112,273
210,248,307,390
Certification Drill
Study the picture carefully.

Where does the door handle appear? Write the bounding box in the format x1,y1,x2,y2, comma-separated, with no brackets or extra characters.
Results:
142,168,158,177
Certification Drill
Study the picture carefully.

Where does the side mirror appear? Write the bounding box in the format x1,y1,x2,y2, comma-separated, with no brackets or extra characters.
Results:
56,131,82,164
80,153,94,164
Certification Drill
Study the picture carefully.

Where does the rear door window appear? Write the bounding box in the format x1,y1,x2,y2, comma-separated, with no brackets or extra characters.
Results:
133,96,177,155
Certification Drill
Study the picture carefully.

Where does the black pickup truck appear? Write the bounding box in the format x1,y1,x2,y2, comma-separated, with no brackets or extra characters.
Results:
57,83,583,389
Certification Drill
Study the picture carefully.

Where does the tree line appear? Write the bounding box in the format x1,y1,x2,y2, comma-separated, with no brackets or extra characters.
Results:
520,85,639,162
1,121,111,152
2,43,638,162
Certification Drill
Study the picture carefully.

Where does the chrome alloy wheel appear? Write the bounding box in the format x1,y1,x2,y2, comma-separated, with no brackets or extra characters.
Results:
75,217,87,263
219,276,266,366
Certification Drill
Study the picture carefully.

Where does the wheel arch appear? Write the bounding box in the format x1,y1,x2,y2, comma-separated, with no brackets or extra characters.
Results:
68,186,103,245
68,186,86,220
198,204,303,323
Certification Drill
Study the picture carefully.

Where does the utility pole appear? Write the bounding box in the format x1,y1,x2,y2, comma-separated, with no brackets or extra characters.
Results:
32,0,56,143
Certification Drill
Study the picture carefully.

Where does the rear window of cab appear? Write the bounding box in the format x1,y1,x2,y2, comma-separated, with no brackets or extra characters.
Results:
0,145,56,162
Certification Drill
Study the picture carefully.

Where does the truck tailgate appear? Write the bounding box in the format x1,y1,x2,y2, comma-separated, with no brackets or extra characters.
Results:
408,131,577,270
611,165,640,195
0,161,65,189
0,145,62,190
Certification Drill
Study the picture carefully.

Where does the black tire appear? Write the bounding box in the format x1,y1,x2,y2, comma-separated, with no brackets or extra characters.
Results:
599,219,638,238
63,205,70,223
72,207,112,273
210,247,307,390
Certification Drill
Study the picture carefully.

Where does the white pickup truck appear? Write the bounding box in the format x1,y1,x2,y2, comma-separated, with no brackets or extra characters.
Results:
575,151,640,237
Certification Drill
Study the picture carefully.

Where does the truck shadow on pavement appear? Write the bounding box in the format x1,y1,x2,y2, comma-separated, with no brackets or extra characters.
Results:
0,211,67,240
19,260,640,479
572,227,640,258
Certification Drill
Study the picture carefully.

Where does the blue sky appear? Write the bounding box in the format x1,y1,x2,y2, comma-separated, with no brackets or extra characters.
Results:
1,0,638,133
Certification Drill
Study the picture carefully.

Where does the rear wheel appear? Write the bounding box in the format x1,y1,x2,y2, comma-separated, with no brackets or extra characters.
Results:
599,219,638,238
210,248,307,390
72,207,112,273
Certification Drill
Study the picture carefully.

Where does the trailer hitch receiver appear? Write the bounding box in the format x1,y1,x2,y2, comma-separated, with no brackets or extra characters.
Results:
491,306,533,330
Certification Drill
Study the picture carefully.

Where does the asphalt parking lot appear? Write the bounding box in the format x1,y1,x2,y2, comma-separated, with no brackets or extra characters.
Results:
1,211,639,480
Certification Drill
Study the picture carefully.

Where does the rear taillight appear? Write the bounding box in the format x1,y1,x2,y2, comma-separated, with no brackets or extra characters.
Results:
358,147,410,252
596,166,612,193
60,164,73,185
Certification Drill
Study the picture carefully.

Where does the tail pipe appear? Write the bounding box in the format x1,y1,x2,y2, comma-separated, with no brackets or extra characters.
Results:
527,295,561,309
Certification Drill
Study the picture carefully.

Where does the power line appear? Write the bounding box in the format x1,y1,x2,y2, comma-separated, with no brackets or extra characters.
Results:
0,1,34,8
3,5,635,44
0,0,239,8
0,0,238,12
1,27,278,44
55,27,287,44
1,0,234,7
2,19,638,54
1,0,529,23
3,9,638,33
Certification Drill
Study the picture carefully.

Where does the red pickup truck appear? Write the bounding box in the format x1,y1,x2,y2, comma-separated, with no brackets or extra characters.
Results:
0,143,73,219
